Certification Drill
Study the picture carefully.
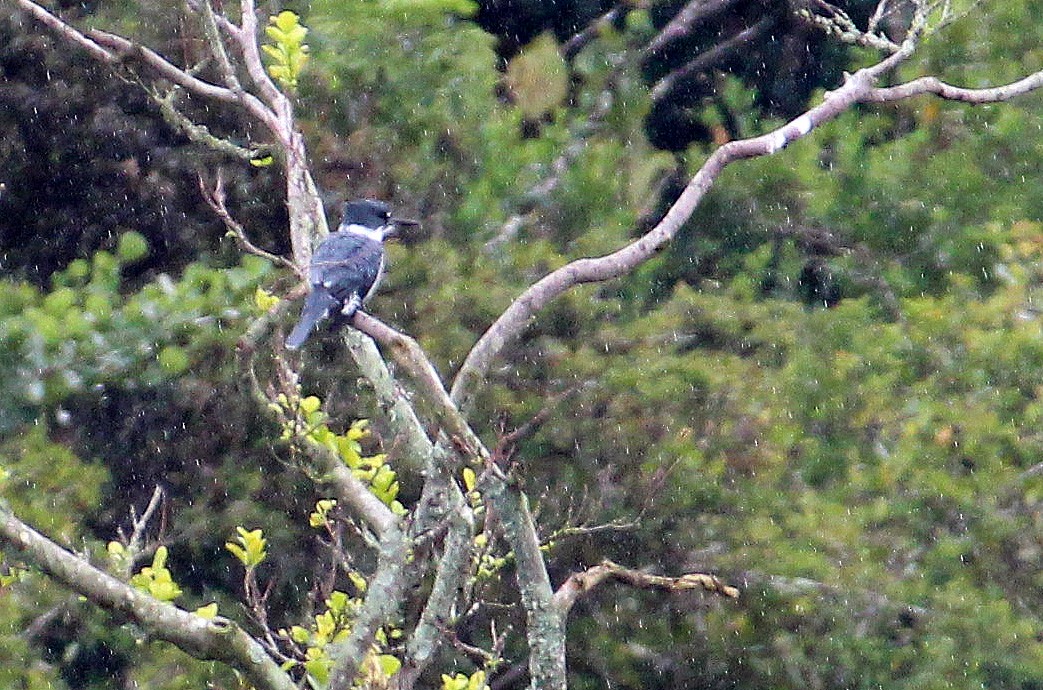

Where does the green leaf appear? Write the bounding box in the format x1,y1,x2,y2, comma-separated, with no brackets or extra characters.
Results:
377,654,401,677
348,570,367,593
226,526,267,568
117,231,149,262
299,395,321,415
254,287,281,312
157,345,190,375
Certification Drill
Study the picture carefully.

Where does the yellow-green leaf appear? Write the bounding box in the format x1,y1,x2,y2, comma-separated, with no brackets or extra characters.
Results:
377,654,401,677
195,602,219,619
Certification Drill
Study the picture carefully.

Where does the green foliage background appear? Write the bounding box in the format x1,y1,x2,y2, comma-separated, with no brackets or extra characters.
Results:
2,1,1043,688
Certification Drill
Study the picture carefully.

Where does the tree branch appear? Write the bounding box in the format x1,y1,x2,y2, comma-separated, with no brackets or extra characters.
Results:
15,0,115,61
339,328,438,475
643,0,743,57
456,32,1027,411
552,559,739,618
325,526,410,690
199,171,301,276
561,2,630,62
399,498,476,690
864,70,1043,104
236,0,290,115
0,504,295,690
650,15,774,104
481,467,567,690
194,0,243,91
353,312,486,461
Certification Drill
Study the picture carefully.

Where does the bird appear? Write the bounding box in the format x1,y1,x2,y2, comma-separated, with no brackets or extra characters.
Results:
286,199,418,349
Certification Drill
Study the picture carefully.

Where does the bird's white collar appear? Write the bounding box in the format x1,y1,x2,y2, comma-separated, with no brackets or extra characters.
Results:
340,223,389,242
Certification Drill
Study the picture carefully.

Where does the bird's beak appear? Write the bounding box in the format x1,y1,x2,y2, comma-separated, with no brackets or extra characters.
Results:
384,216,420,241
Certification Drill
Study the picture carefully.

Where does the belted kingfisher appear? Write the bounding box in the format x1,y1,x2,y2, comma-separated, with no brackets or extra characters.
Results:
286,199,418,349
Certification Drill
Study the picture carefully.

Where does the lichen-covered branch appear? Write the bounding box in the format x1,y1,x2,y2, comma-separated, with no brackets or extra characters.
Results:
339,329,438,474
399,498,476,690
353,312,485,460
154,87,263,161
325,524,410,690
481,469,567,690
0,505,295,690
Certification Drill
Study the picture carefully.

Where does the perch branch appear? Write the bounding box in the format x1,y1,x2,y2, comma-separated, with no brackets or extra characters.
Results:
352,312,486,461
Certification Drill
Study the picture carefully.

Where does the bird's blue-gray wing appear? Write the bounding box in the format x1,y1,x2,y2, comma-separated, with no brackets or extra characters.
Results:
309,232,384,305
286,232,385,349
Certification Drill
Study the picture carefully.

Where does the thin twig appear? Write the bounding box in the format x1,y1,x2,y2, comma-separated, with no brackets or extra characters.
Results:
124,486,165,572
199,171,301,276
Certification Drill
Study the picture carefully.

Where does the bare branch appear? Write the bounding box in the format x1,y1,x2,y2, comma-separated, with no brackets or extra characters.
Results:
867,0,892,34
650,15,774,103
561,2,631,62
454,34,988,411
85,29,242,104
0,505,295,690
14,0,115,61
864,70,1043,104
121,486,165,576
643,0,742,57
492,385,586,469
193,0,243,91
18,1,287,136
552,559,739,618
237,0,290,116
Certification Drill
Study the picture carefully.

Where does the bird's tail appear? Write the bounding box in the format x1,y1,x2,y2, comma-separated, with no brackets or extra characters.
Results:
286,290,337,350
